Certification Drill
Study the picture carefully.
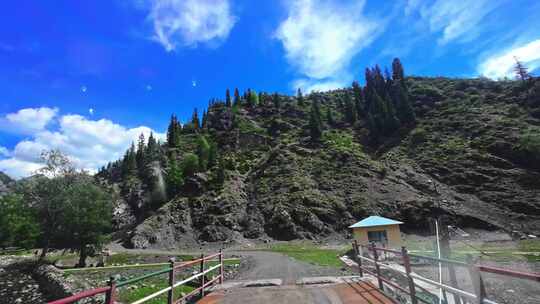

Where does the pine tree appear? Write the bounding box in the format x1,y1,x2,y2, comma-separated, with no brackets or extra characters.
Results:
191,108,199,130
225,89,232,107
196,135,210,171
201,110,208,129
146,132,158,163
167,115,179,147
514,56,530,82
125,142,137,176
392,58,405,81
272,92,280,108
309,100,323,141
182,153,199,177
166,155,183,197
247,89,258,107
136,133,146,173
297,88,304,106
326,108,335,126
208,141,218,168
344,93,357,124
233,88,241,106
352,81,364,117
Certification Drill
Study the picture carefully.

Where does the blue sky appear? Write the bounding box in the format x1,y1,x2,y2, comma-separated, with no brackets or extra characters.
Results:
1,0,540,178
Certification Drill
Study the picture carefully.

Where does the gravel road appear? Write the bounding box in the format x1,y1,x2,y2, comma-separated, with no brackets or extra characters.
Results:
231,251,352,284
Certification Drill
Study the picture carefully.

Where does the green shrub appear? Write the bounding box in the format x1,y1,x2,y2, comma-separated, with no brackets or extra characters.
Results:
410,127,428,146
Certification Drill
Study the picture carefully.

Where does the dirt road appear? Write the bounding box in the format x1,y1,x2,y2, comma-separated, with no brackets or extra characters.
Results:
231,251,352,284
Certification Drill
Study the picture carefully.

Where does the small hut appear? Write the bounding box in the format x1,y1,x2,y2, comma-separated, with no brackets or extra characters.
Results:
349,216,403,248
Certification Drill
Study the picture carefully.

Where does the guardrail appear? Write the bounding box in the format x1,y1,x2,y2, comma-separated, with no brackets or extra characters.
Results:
48,250,224,304
352,241,540,304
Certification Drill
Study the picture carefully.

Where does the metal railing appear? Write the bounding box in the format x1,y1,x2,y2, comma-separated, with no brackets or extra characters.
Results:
352,241,540,304
48,250,224,304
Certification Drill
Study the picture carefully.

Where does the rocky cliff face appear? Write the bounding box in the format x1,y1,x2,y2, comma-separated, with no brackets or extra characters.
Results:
106,77,540,248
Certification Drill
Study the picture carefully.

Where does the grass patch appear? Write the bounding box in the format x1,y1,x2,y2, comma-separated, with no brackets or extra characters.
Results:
266,243,346,267
117,278,194,304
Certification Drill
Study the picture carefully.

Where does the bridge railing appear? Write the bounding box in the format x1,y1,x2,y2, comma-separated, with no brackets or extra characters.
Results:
48,250,224,304
352,241,540,304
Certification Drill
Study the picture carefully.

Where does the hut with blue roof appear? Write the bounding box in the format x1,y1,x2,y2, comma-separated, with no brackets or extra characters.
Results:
349,216,403,248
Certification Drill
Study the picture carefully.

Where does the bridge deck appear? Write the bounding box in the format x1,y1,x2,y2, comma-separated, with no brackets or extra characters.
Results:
197,281,396,304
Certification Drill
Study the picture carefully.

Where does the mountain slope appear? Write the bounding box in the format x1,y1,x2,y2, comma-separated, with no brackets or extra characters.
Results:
102,76,540,249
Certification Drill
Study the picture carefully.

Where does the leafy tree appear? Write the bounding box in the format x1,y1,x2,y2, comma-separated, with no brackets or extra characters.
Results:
297,88,305,106
166,155,183,197
62,175,111,267
225,88,232,107
21,150,111,265
0,194,39,249
196,135,210,171
182,153,200,177
309,100,323,141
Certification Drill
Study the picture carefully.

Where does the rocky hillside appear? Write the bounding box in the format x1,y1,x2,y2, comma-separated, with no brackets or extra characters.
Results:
100,76,540,249
0,171,13,197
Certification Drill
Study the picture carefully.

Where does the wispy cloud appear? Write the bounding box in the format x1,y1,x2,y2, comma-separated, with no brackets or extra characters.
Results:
478,39,540,79
0,146,9,157
144,0,236,51
0,108,165,178
411,0,504,45
275,0,381,92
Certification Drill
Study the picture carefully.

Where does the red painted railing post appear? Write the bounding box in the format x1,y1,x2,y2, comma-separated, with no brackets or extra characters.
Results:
371,242,384,290
199,253,205,298
219,249,224,284
168,257,175,304
105,276,116,304
402,246,418,304
353,240,363,277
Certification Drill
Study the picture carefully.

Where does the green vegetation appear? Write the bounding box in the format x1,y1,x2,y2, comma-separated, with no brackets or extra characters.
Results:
266,243,347,267
117,278,194,304
1,150,112,267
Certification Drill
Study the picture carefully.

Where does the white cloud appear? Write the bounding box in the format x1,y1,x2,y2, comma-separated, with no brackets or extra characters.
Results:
275,0,380,92
478,39,540,79
145,0,236,51
0,108,165,179
0,107,58,135
413,0,503,45
293,78,348,93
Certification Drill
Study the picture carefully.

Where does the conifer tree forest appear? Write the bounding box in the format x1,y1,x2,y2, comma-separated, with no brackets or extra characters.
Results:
97,58,417,215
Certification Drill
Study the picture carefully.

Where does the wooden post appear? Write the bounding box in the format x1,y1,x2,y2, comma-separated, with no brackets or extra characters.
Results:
105,276,116,304
200,253,205,298
402,247,418,304
371,242,384,290
219,249,224,284
467,255,486,304
353,240,363,277
168,257,175,304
